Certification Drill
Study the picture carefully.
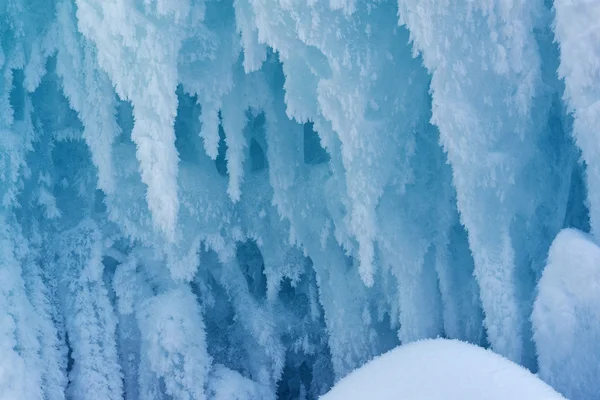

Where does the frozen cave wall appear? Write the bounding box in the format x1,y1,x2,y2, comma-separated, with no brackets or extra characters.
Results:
0,0,598,399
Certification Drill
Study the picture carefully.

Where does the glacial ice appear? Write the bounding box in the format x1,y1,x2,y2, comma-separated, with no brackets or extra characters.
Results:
0,0,598,399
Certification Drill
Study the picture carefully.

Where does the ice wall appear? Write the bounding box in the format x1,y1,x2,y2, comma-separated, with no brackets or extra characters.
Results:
531,2,600,399
0,0,594,399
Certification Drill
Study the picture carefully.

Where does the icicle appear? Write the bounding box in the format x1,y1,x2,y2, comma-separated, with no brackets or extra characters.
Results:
397,0,573,367
22,226,68,400
74,0,189,239
57,219,122,400
234,0,267,73
0,217,46,400
55,0,120,194
554,0,600,237
137,286,211,400
221,71,249,203
213,257,285,391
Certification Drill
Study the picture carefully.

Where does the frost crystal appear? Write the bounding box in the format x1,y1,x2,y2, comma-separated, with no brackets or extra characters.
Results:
0,1,596,399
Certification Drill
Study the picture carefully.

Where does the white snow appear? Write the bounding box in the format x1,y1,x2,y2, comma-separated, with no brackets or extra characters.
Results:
321,339,565,400
533,228,600,400
0,1,596,399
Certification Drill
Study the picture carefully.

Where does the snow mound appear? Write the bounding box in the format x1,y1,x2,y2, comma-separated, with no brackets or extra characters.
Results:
533,228,600,400
320,339,565,400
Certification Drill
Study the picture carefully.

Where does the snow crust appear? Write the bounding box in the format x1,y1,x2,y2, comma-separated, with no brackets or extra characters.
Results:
321,339,566,400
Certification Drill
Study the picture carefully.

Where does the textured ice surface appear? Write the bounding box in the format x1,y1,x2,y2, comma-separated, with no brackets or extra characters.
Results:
0,0,597,399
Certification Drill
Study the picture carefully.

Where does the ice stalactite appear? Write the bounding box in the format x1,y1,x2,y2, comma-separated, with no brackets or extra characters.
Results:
397,0,578,367
0,1,596,399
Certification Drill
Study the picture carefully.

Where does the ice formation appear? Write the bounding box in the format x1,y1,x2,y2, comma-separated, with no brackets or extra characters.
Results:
0,0,597,399
532,229,600,400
